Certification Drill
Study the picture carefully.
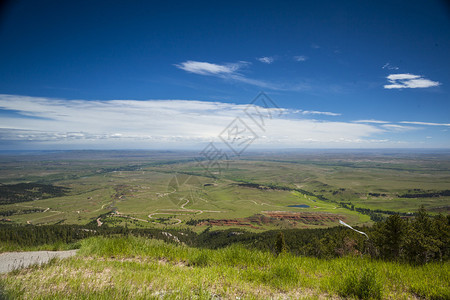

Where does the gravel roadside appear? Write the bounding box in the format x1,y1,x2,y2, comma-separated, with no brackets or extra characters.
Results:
0,250,78,274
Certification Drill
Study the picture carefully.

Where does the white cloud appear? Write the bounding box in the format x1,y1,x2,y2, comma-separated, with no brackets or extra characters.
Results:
300,110,341,116
382,63,399,70
0,94,388,149
387,74,419,80
400,121,450,127
354,120,448,132
175,60,308,91
257,56,274,64
380,124,416,131
384,73,440,89
226,73,282,90
174,61,240,75
353,120,390,124
294,55,308,62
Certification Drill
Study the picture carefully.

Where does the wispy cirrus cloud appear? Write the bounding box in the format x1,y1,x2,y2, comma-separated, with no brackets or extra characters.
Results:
384,73,440,89
174,60,242,75
353,119,449,133
353,120,421,132
294,55,308,62
0,94,388,149
380,124,416,131
175,60,308,91
382,63,399,70
400,121,450,127
353,120,390,124
257,56,274,64
300,110,340,116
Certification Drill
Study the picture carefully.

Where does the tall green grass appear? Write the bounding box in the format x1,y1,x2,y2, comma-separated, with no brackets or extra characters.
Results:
0,236,448,299
338,266,382,299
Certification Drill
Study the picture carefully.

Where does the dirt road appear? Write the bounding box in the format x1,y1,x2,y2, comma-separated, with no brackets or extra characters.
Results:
0,250,77,274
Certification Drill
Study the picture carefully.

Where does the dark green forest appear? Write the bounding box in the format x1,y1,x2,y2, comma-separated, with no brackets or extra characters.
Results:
0,183,69,205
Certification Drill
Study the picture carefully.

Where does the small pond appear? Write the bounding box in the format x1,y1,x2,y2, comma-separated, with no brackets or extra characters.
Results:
287,204,310,208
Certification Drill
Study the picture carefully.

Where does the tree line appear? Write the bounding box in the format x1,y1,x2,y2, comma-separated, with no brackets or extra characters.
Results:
195,207,449,264
1,207,447,264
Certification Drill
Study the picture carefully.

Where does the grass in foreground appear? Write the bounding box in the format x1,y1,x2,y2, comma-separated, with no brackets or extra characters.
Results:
0,236,449,299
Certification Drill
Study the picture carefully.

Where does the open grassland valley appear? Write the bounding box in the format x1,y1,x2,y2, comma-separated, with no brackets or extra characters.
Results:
0,150,448,299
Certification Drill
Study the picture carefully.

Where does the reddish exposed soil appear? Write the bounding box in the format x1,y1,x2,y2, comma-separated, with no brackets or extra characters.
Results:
199,211,344,228
263,211,343,224
199,219,260,229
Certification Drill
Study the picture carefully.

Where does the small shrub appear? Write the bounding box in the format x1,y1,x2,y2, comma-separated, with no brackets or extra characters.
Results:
410,282,450,300
189,252,209,267
218,244,249,266
339,266,382,299
269,264,299,288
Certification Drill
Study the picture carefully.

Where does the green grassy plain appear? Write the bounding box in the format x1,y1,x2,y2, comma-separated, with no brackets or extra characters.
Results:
0,150,448,230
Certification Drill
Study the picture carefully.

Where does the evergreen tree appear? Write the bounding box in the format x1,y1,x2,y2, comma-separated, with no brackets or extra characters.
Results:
372,214,406,260
403,206,440,264
275,231,288,256
432,214,450,261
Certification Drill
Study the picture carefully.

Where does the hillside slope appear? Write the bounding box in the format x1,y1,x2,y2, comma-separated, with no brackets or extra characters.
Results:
0,236,448,299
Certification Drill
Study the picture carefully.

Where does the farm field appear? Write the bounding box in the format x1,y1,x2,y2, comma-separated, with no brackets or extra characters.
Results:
0,150,448,231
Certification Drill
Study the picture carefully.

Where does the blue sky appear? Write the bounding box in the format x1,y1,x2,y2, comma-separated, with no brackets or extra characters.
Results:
0,0,449,150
